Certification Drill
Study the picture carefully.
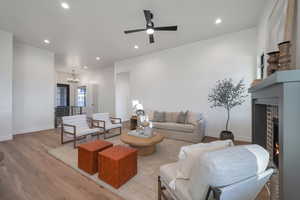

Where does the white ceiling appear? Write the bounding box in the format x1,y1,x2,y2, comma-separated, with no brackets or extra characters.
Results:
0,0,267,71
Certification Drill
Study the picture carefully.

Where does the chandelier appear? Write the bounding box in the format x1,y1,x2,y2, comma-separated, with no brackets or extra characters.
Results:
67,70,80,83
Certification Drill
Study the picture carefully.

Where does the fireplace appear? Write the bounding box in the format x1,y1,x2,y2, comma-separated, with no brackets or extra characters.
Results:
249,70,300,200
273,118,279,168
266,105,279,168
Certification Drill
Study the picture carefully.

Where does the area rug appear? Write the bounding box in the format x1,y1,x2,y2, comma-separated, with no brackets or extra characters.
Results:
48,136,190,200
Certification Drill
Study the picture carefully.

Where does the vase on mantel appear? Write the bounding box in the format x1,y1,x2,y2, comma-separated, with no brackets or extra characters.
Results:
267,51,280,76
278,41,293,71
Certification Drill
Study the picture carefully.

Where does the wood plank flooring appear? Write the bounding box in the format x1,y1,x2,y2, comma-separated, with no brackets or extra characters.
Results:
0,130,268,200
0,130,122,200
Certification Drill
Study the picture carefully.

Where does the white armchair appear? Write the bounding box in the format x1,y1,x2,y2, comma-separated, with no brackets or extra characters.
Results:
61,115,102,148
92,113,122,139
158,143,274,200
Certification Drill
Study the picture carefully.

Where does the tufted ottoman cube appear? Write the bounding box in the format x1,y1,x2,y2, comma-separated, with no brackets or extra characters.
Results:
78,140,113,174
98,145,137,188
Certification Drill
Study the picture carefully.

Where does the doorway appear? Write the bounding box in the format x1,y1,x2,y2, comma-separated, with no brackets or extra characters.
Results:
56,84,70,107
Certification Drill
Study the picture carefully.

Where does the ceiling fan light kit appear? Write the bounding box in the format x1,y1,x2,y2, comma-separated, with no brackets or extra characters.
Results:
124,10,178,44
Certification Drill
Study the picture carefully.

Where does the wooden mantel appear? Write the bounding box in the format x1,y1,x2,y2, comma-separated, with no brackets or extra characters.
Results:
249,69,300,200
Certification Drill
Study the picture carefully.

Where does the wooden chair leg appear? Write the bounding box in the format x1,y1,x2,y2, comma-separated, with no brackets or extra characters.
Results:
61,126,64,144
158,176,162,200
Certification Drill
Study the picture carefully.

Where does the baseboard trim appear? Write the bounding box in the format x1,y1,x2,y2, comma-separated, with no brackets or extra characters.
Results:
207,133,251,142
0,134,13,142
13,126,54,135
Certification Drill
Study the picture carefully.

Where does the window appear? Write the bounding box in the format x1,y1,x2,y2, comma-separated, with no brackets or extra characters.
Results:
56,84,70,107
77,86,87,107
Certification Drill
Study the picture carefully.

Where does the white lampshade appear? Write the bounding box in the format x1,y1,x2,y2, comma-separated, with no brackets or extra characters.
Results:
132,100,139,107
136,103,143,110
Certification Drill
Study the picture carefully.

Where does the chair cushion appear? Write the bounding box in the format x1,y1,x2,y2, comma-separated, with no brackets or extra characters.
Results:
62,115,90,133
152,122,194,133
176,140,234,180
160,163,192,200
188,144,269,200
106,123,122,130
78,128,101,135
92,113,112,127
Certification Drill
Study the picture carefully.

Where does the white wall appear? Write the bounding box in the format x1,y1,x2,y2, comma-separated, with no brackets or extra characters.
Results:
115,28,257,141
96,66,116,115
0,30,13,141
115,72,131,121
257,0,300,77
13,42,55,134
256,0,277,78
296,0,300,66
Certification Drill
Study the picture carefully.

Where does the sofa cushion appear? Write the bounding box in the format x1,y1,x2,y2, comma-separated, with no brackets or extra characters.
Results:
188,144,269,200
160,163,192,200
152,122,194,133
177,111,189,124
176,140,234,180
153,111,166,122
165,112,179,123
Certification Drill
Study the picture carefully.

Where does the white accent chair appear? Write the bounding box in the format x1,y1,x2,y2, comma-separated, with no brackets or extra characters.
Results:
158,144,274,200
92,113,122,139
61,115,102,148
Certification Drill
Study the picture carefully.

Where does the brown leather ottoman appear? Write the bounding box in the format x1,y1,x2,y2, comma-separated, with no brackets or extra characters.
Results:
78,140,113,175
98,145,137,188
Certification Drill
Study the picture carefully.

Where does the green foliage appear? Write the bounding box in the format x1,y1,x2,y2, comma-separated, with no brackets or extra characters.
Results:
208,79,248,130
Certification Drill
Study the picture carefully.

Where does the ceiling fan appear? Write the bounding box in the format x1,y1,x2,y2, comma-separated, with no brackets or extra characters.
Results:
124,10,178,44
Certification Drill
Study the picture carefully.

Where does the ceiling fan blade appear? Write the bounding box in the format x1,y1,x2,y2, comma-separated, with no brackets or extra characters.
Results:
143,10,152,23
154,26,178,31
149,34,154,43
124,29,146,34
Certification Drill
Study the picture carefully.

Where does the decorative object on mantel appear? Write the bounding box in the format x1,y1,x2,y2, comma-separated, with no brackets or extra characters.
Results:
259,53,265,79
251,79,262,87
267,51,280,76
208,79,248,141
278,41,293,71
67,70,80,83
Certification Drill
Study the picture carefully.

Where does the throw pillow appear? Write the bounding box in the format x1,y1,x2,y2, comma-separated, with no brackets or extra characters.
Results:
176,140,234,180
177,110,189,124
153,111,166,122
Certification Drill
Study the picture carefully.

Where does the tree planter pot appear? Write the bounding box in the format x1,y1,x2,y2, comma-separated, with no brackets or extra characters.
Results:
220,130,234,141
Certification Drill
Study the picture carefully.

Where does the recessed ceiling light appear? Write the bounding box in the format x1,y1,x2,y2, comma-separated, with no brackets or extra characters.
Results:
134,45,139,49
44,39,50,44
146,28,154,35
83,66,88,69
215,18,222,25
96,57,101,61
61,2,70,10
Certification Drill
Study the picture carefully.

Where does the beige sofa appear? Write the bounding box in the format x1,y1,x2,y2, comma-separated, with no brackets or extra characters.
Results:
148,111,205,143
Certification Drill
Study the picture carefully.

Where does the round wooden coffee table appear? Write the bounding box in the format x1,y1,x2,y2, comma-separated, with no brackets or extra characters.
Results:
120,132,164,156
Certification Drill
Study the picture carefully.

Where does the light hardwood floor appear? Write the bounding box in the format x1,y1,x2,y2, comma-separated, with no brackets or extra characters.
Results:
0,129,268,200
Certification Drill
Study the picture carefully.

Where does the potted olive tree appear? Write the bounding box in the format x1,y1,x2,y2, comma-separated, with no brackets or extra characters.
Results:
208,79,248,141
